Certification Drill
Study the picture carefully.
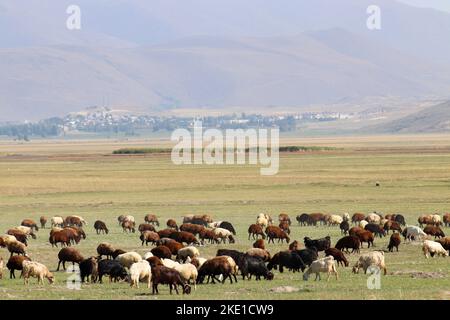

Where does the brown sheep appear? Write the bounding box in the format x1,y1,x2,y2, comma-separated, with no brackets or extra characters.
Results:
197,256,237,284
387,233,401,252
122,220,136,233
151,265,191,295
248,224,266,240
436,237,450,252
167,219,178,231
325,248,349,267
354,230,374,248
199,229,219,244
57,247,84,271
7,240,27,257
335,236,361,254
97,243,115,259
21,219,39,232
6,255,31,279
423,225,445,239
164,241,184,255
64,216,85,227
246,248,271,262
144,214,160,226
158,228,177,239
146,256,163,268
444,213,450,227
169,231,200,245
138,223,156,233
278,221,291,235
288,240,300,251
349,226,365,236
140,231,160,246
253,239,265,250
278,213,292,225
180,223,205,236
265,226,290,244
351,213,366,225
383,220,402,234
94,220,109,234
310,213,326,225
151,246,172,259
40,216,47,229
6,230,28,246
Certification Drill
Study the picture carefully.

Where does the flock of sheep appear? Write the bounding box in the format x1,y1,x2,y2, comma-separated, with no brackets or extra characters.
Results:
0,211,449,295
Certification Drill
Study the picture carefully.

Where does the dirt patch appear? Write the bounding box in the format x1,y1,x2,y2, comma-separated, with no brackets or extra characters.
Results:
392,270,446,279
269,286,300,293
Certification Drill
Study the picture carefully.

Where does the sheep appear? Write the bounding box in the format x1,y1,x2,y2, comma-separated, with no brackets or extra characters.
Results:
138,223,156,233
403,226,427,241
117,215,125,225
144,214,160,226
267,251,306,273
253,239,265,250
436,237,450,252
296,213,313,226
387,233,401,252
358,220,369,229
143,252,154,260
325,248,349,267
199,229,220,244
79,257,98,283
22,261,55,285
97,242,115,260
40,216,47,229
6,255,31,279
6,229,28,246
431,214,442,226
167,219,178,231
256,215,269,228
129,260,152,288
444,213,450,227
218,221,237,235
21,219,39,232
188,257,207,270
57,247,84,271
394,214,406,226
303,256,338,281
352,251,387,275
310,213,326,225
111,249,127,259
98,259,128,283
140,231,160,246
197,256,237,284
340,220,350,235
365,223,386,238
158,228,177,239
351,213,366,225
248,224,266,240
180,223,205,236
170,231,201,245
343,212,350,222
246,248,271,262
293,248,319,266
151,246,173,259
240,255,274,280
94,220,109,234
162,240,184,256
289,240,300,251
212,228,235,244
122,220,136,233
115,252,142,269
51,216,64,228
165,261,198,290
366,213,381,224
335,235,361,254
355,230,375,248
384,220,402,234
151,265,191,295
304,236,331,252
423,225,445,239
422,240,449,258
0,257,3,279
327,214,343,226
6,239,27,257
64,215,86,227
216,249,245,266
278,213,291,225
176,246,200,262
278,221,291,235
147,256,163,268
265,226,290,244
15,226,36,239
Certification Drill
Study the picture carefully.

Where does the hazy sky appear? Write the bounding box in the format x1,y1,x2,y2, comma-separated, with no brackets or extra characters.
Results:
398,0,450,13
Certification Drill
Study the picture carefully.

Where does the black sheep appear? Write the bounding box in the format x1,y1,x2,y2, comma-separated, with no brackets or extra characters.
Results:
218,221,236,235
267,251,306,273
303,236,331,252
239,255,274,280
79,257,98,283
293,248,318,266
97,259,128,283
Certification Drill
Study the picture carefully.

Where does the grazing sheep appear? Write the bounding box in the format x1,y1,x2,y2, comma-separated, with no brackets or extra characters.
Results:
335,236,361,254
351,213,366,225
436,237,450,252
199,229,220,244
22,261,54,285
443,213,449,227
265,226,290,244
394,214,406,226
40,216,47,229
325,248,349,267
358,220,369,229
180,223,205,236
353,230,375,248
278,221,291,235
366,213,381,224
140,231,160,246
6,229,28,246
167,219,178,231
303,256,338,281
138,223,156,233
296,213,313,226
122,220,136,233
151,246,173,259
170,262,198,290
423,225,445,239
21,219,39,232
217,221,236,235
343,213,350,222
327,214,343,226
239,255,274,280
15,226,36,239
365,223,386,238
304,236,331,252
253,239,265,250
422,240,449,258
117,215,125,225
97,242,115,260
352,251,387,275
403,226,427,241
267,251,306,273
170,231,201,245
176,246,200,262
129,260,152,288
212,228,235,244
197,256,237,284
248,224,266,240
64,215,86,227
188,257,207,270
387,233,401,252
246,248,271,262
384,220,402,234
6,255,31,279
144,214,160,226
158,228,177,239
115,252,142,269
51,216,64,228
293,248,319,266
97,259,128,283
147,256,163,268
111,249,127,259
94,220,109,234
278,213,291,225
123,215,135,224
163,240,184,256
6,239,27,257
79,257,98,283
340,220,350,235
151,265,191,295
57,247,84,271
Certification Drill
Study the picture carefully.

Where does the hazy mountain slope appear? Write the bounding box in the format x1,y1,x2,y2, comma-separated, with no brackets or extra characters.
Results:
366,101,450,133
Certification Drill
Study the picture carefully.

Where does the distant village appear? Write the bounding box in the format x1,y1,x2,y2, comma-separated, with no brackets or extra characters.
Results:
0,106,355,140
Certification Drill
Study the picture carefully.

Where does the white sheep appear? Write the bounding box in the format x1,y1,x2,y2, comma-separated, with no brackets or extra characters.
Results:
422,240,449,258
51,216,64,227
161,258,179,269
123,215,135,224
303,256,338,281
116,252,142,269
143,252,154,260
161,259,198,290
343,213,350,222
213,228,235,243
328,215,343,226
129,260,152,288
404,226,427,241
22,261,54,285
176,246,200,262
0,257,3,279
431,214,442,226
352,251,387,275
358,220,369,229
366,213,381,224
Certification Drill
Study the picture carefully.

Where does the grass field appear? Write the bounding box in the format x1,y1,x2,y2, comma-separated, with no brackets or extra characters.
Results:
0,135,449,300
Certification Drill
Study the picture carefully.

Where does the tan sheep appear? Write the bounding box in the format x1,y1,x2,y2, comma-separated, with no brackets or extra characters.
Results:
22,261,54,285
